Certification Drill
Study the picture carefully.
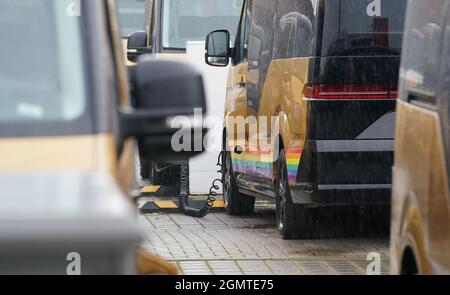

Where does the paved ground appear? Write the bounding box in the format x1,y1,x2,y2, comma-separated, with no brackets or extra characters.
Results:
138,198,390,275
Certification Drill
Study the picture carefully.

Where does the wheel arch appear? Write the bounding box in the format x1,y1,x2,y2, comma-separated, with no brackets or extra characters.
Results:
401,246,419,275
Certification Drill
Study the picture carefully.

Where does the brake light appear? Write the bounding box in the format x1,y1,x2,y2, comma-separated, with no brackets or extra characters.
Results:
304,84,398,100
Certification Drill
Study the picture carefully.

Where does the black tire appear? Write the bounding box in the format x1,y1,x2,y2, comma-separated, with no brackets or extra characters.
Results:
222,150,255,215
276,149,316,239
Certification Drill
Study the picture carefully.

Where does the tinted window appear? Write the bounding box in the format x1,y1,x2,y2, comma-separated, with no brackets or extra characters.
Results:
439,6,450,158
322,0,407,56
0,0,86,124
247,0,277,111
161,0,243,50
235,0,252,63
400,0,448,103
274,0,317,59
116,0,147,37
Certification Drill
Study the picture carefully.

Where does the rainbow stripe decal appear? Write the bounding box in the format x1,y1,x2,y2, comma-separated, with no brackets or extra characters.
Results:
286,148,302,185
231,147,302,185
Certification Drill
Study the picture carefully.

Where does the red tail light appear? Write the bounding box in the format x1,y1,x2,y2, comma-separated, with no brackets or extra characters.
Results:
304,84,398,100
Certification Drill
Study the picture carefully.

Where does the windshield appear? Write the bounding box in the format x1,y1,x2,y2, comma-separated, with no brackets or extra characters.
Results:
162,0,243,50
116,0,147,37
0,0,86,125
322,0,407,56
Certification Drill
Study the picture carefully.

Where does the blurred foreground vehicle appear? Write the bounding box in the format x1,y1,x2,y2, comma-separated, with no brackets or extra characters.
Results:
123,0,242,193
206,0,406,239
0,0,205,274
391,0,450,275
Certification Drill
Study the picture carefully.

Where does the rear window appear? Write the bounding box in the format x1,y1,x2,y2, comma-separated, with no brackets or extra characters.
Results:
321,0,407,56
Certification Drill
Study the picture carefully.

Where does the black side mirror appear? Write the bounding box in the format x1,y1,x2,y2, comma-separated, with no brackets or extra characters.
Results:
127,31,151,63
205,30,231,67
121,57,207,160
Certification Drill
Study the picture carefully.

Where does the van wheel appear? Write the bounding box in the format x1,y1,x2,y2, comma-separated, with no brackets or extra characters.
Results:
276,149,316,239
222,151,255,215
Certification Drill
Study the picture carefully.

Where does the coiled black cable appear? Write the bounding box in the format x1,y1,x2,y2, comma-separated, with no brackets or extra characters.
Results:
178,152,223,218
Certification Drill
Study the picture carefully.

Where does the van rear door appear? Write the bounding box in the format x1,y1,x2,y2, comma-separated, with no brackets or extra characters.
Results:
303,0,407,187
307,0,407,140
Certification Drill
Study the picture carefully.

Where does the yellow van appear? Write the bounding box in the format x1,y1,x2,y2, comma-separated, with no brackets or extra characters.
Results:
206,0,407,239
390,0,450,275
0,0,205,274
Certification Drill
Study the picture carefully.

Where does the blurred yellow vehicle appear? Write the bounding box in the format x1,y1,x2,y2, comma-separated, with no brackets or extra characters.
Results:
391,0,450,275
0,0,205,274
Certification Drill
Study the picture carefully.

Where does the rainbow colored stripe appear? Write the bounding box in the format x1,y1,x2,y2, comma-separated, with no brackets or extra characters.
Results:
232,147,302,185
286,148,302,184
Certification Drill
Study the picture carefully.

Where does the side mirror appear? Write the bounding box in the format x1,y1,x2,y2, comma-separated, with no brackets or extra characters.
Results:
121,57,207,160
127,31,151,63
205,30,231,67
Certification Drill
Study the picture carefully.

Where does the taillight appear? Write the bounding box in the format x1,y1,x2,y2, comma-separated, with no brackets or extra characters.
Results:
304,84,398,100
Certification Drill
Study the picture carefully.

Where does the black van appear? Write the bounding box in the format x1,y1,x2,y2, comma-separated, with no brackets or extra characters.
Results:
206,0,407,239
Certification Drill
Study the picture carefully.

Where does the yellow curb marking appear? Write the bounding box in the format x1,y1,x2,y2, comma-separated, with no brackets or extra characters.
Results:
154,201,178,209
213,201,225,208
140,186,161,193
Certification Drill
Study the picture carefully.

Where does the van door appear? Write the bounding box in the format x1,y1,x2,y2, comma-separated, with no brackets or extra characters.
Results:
395,0,450,273
244,0,277,183
432,6,450,272
226,0,252,179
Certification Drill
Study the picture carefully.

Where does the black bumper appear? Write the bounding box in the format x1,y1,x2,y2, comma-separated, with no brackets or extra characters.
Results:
290,140,394,207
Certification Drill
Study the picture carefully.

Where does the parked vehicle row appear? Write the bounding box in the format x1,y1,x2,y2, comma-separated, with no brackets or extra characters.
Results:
206,0,450,275
206,0,406,238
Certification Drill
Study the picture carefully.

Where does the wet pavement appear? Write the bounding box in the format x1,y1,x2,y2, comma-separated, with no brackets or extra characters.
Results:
138,199,390,275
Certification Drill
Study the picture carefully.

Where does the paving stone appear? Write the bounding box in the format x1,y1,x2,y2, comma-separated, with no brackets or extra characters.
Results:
179,261,213,275
266,260,304,275
208,261,242,275
295,261,335,275
237,261,273,275
324,260,364,275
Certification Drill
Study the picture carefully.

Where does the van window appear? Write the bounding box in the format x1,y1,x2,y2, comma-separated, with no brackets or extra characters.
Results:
274,0,317,59
116,0,147,37
400,0,447,105
247,0,277,111
322,0,407,57
0,0,86,125
161,0,243,50
442,9,450,136
235,0,252,64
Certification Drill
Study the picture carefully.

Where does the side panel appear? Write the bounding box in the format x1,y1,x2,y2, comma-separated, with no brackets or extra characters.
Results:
242,0,277,182
391,0,450,274
240,0,315,189
392,101,450,274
